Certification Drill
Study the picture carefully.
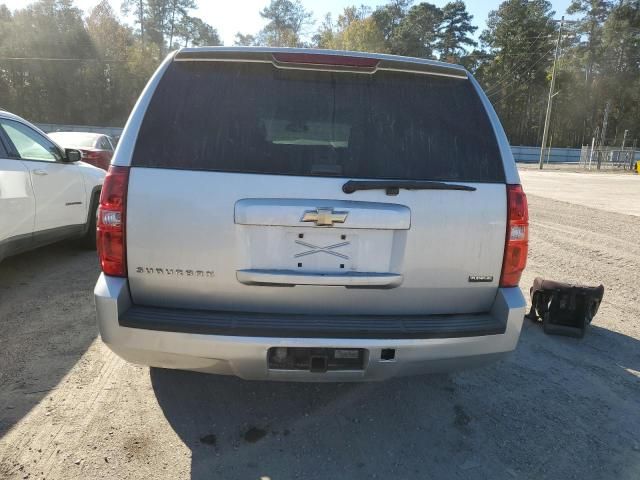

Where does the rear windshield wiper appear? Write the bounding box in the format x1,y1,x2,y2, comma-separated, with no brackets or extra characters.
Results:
342,180,477,195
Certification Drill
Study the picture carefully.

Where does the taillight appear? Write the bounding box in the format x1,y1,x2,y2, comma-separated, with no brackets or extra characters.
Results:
97,166,129,277
500,184,529,288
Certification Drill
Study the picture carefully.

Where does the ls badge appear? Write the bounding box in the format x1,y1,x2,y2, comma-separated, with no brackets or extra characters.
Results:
469,275,494,283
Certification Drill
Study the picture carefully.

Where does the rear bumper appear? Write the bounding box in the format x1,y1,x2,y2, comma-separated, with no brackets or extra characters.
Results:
94,274,526,381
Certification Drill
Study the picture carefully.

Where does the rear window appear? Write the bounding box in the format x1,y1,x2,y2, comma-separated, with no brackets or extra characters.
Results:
133,61,504,182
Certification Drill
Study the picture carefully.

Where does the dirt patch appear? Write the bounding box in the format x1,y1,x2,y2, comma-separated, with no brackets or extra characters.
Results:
123,435,151,462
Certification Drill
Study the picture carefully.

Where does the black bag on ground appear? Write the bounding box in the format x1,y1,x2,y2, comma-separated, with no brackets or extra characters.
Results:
526,277,604,338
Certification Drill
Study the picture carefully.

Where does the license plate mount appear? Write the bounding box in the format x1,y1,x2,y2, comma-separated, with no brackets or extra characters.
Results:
289,231,355,272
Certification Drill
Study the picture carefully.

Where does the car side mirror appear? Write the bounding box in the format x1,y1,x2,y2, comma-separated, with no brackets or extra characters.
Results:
65,148,82,163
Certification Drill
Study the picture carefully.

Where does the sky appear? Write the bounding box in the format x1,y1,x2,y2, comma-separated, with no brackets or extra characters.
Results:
3,0,575,46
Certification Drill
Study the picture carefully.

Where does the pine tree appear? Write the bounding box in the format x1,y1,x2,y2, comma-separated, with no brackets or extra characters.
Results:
436,1,477,62
477,0,556,145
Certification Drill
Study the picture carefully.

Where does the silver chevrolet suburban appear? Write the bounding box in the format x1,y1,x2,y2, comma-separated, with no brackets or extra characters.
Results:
94,47,528,381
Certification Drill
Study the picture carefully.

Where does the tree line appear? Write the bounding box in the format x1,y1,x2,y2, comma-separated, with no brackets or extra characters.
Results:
0,0,638,148
0,0,220,127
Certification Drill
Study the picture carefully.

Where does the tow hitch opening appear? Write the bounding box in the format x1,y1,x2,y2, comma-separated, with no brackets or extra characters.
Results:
310,356,328,372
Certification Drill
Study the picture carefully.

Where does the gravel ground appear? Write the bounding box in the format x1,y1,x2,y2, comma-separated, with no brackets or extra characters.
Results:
519,168,640,216
0,184,639,479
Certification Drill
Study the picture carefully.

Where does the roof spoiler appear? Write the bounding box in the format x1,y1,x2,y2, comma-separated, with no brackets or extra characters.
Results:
174,48,468,79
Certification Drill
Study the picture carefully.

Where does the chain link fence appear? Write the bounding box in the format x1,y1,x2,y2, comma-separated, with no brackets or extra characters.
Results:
580,145,639,170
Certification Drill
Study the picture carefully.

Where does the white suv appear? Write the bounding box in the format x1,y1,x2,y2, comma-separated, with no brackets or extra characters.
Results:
94,48,528,381
0,111,104,262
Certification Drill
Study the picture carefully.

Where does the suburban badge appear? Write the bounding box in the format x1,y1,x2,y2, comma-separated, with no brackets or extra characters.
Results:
135,267,214,278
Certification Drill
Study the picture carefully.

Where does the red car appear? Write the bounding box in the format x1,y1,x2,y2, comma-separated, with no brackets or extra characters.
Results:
48,132,115,170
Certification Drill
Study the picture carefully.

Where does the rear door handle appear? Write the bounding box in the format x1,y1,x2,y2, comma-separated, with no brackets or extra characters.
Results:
236,269,404,287
33,169,48,176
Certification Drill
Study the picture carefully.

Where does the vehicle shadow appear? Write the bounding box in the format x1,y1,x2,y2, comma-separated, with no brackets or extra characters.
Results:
150,319,640,480
0,241,99,436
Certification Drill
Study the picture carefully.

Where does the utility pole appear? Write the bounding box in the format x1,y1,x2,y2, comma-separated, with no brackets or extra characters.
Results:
539,16,565,170
621,129,629,167
599,101,611,147
597,101,611,170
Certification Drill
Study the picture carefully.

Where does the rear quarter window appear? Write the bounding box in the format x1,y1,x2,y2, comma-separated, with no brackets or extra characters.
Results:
132,61,504,183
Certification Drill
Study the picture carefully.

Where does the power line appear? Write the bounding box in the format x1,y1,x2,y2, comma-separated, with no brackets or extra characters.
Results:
496,51,560,57
0,57,126,62
483,25,579,97
487,46,557,103
488,48,553,101
483,30,555,96
484,47,553,97
486,46,556,98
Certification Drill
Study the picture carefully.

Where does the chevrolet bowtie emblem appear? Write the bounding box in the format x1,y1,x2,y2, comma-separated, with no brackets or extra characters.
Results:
301,208,348,227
